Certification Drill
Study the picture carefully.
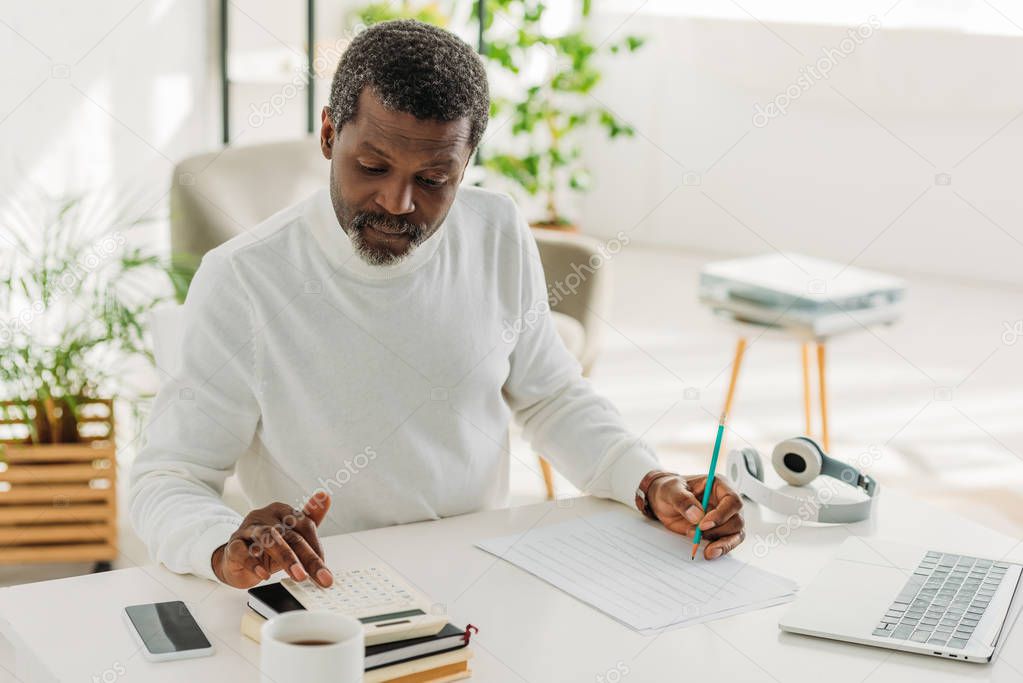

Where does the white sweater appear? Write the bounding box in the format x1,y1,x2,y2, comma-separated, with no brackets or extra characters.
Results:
129,185,661,582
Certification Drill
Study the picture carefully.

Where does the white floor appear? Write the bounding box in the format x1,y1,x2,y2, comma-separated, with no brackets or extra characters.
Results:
2,244,1022,591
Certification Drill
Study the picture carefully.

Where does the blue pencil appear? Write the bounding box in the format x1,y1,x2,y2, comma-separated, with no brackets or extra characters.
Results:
691,419,726,560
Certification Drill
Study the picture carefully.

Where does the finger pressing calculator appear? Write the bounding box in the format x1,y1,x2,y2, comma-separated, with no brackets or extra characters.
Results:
280,565,447,645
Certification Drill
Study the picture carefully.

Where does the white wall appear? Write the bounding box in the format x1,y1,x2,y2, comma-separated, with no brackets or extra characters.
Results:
0,0,362,216
0,0,217,229
0,0,223,452
5,0,1020,293
576,3,1023,287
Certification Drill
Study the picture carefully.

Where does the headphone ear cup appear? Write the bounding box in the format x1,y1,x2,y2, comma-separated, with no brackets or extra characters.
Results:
772,437,823,486
727,448,760,486
739,448,764,481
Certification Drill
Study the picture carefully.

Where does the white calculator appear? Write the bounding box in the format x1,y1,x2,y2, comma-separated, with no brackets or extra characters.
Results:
280,565,447,645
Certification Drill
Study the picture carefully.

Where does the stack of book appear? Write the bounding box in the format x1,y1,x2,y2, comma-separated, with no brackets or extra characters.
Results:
243,565,475,681
241,609,474,682
699,252,905,338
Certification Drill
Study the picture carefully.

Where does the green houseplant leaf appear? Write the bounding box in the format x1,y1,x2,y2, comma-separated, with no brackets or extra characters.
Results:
346,0,646,228
474,1,646,226
0,190,191,443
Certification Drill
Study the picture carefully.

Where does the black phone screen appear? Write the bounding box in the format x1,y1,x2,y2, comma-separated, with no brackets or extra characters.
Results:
248,582,306,614
124,601,211,654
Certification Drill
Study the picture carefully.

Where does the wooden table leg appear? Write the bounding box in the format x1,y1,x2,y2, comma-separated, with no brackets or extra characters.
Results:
802,343,812,436
539,457,555,500
721,338,747,423
817,342,830,451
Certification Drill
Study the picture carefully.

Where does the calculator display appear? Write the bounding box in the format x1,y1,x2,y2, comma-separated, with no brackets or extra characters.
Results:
359,608,425,624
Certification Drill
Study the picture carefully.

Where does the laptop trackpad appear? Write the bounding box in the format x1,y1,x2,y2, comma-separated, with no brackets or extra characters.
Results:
780,556,907,637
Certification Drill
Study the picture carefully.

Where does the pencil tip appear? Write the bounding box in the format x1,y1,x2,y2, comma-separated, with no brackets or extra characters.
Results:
690,546,697,560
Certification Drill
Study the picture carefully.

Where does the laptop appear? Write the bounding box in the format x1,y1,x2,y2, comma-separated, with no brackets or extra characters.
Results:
779,538,1022,663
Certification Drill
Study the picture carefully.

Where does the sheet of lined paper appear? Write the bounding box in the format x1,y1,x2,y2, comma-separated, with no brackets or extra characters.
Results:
477,510,797,632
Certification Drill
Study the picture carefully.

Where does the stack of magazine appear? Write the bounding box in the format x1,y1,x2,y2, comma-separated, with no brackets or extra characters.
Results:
699,252,905,337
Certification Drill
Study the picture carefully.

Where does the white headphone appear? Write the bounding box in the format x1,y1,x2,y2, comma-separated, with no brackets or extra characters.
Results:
725,436,880,523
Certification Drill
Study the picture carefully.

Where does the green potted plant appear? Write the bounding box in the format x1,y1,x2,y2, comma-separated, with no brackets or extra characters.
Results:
475,0,645,229
0,190,189,446
345,0,646,230
349,0,451,28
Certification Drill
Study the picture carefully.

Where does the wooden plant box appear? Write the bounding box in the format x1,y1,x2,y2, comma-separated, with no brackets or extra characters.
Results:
0,398,117,566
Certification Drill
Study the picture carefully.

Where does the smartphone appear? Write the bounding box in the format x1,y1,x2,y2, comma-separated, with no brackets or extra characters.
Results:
123,601,215,662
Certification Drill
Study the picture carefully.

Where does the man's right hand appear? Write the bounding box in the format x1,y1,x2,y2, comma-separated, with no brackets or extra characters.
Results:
211,491,334,589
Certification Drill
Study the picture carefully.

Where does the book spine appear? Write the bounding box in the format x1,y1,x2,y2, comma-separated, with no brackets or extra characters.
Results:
241,612,264,643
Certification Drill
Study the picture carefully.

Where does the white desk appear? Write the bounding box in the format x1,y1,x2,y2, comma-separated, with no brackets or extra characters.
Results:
1,495,1021,682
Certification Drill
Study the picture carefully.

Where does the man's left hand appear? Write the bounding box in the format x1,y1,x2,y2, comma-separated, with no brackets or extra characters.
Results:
647,474,745,560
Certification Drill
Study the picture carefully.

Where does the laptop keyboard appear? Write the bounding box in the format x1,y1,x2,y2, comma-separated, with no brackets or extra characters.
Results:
872,551,1008,649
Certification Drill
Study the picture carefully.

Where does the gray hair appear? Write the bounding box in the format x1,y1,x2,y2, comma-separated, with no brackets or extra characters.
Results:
328,19,489,150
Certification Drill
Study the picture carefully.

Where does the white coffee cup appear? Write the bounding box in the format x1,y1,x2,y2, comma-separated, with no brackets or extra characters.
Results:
260,611,364,683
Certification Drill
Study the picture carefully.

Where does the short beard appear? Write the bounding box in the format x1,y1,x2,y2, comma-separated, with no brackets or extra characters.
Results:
329,170,427,267
347,211,426,266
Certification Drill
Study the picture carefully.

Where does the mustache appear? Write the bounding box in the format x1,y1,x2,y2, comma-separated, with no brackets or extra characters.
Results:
349,212,425,240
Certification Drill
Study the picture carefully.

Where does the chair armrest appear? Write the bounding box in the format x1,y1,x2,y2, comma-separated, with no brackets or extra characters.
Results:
532,228,613,373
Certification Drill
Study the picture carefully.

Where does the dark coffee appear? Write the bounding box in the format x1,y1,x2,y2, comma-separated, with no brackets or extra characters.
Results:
287,639,335,646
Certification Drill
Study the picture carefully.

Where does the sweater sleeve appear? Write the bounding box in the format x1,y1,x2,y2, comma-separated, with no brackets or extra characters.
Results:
128,249,260,582
501,201,661,506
